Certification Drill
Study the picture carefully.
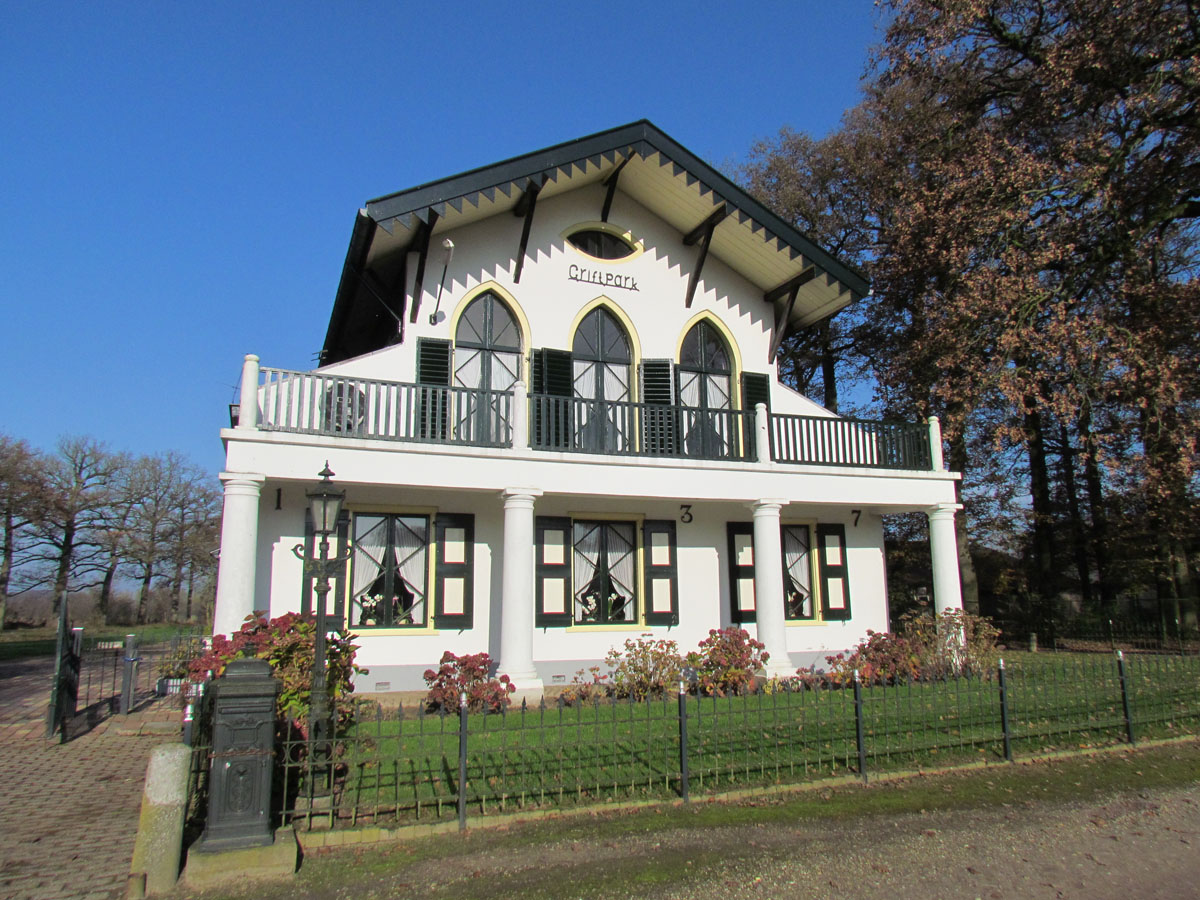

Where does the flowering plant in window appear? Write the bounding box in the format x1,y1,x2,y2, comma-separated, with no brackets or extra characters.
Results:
423,651,515,713
686,627,769,696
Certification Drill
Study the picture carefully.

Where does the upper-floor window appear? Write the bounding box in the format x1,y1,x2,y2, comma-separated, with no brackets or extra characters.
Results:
567,228,637,260
572,307,633,452
454,291,522,392
677,320,734,458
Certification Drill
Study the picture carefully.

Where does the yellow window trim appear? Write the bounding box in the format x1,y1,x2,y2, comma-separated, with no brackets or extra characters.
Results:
560,221,646,263
446,281,533,387
343,505,441,633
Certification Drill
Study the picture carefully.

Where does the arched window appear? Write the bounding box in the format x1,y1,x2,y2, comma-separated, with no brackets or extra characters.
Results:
677,320,734,458
453,292,521,443
571,307,633,452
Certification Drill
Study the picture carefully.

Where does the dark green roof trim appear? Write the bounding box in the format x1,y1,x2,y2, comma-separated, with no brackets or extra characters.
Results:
321,210,377,364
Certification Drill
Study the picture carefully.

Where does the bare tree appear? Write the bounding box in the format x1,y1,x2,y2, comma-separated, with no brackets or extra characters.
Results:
0,435,43,631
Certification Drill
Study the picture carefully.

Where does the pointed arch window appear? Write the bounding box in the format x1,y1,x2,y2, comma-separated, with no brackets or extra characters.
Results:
453,291,521,443
677,320,735,458
572,307,632,452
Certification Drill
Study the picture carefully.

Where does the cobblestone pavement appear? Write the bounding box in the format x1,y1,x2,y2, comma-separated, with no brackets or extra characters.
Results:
0,656,183,900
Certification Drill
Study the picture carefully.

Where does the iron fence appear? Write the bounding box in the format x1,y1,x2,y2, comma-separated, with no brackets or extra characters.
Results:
175,651,1200,835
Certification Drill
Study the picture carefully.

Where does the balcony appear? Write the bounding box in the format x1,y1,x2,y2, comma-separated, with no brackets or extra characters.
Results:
243,366,933,471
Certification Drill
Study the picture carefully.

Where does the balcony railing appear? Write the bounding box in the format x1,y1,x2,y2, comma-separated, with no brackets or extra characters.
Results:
244,366,934,471
769,413,932,470
529,394,755,462
257,368,512,448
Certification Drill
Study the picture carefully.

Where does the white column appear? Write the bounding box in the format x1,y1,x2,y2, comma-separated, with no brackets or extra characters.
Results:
212,473,266,636
498,488,543,693
927,502,963,613
754,402,771,463
750,499,794,678
927,415,944,471
237,354,260,431
511,381,529,450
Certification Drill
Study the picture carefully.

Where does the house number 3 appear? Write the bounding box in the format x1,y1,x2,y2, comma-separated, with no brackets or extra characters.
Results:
680,504,694,524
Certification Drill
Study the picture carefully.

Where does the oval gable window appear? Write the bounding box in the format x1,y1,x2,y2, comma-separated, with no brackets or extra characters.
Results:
567,228,637,261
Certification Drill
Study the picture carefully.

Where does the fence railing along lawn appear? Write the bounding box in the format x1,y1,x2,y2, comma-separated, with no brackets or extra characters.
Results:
261,651,1200,833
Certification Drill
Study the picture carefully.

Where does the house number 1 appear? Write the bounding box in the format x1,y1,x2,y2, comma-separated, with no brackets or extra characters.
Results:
680,504,694,523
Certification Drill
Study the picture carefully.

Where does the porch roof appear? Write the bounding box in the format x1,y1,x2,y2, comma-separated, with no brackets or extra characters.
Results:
322,120,869,365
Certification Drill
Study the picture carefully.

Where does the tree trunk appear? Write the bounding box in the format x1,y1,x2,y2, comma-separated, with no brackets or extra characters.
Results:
1023,400,1057,620
98,555,118,625
51,519,76,616
946,432,980,615
136,566,153,624
185,567,195,622
0,507,12,633
1079,406,1115,610
819,321,839,413
1057,422,1094,609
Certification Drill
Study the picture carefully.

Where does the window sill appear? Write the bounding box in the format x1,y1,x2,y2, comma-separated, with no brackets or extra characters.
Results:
564,623,649,633
353,627,440,636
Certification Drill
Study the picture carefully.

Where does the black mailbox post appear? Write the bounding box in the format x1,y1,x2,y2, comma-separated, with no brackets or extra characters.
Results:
196,658,280,850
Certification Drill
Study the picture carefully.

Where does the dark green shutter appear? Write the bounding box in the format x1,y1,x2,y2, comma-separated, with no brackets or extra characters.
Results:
531,349,573,448
817,523,851,620
416,338,451,440
726,522,756,623
741,372,770,410
434,513,474,630
535,516,573,627
642,520,678,626
301,510,348,631
639,359,676,455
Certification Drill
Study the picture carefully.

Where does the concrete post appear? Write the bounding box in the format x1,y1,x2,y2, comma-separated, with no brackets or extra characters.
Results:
754,403,771,463
497,489,543,695
127,743,191,898
927,415,944,471
237,355,260,431
928,502,964,613
512,381,529,450
212,473,265,636
750,499,794,678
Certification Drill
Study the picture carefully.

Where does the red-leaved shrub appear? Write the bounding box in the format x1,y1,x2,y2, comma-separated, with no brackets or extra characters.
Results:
423,651,515,713
686,627,769,696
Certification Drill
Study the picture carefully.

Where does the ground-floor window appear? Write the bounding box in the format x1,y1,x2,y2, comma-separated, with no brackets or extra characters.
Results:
727,521,846,623
536,517,678,627
345,512,475,630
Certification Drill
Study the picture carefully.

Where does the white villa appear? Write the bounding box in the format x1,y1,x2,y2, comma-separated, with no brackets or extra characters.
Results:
212,121,963,696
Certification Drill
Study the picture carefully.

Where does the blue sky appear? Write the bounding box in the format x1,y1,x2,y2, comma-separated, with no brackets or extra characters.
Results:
1,1,884,475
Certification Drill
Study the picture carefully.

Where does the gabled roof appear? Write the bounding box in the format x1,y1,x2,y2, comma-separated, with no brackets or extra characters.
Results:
322,120,869,365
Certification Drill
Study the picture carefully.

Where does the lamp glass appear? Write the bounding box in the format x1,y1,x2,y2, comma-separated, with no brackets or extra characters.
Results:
308,485,344,536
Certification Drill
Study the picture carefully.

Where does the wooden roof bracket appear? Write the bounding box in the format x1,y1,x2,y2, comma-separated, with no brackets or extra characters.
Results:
407,210,440,323
600,156,631,222
682,205,729,308
766,266,816,363
512,179,542,284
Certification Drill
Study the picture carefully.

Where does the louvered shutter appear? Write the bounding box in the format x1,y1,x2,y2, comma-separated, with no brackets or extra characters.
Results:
535,516,572,627
530,349,573,448
642,520,678,626
638,359,676,455
726,522,756,623
817,523,851,620
434,513,474,630
416,338,451,440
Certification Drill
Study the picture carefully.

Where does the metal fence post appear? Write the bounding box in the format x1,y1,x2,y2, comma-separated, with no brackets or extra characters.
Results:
1116,650,1136,745
458,689,468,832
677,680,690,803
120,633,139,715
997,658,1013,762
853,670,867,783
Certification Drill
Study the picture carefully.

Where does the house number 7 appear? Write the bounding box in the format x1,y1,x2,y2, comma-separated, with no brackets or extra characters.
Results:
852,509,861,527
680,504,694,524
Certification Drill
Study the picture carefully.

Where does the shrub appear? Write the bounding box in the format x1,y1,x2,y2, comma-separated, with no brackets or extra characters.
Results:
189,611,365,737
423,651,515,713
820,610,1000,685
605,636,684,700
686,627,769,696
559,665,611,706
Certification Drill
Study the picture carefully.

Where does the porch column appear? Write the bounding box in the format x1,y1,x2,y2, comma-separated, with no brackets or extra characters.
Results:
212,473,266,636
927,502,964,613
498,488,543,693
751,499,794,678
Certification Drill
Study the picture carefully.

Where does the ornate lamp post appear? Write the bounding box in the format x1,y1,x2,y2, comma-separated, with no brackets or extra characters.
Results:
292,462,347,747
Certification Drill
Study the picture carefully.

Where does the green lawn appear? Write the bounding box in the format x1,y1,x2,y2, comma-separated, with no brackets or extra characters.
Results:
278,651,1200,830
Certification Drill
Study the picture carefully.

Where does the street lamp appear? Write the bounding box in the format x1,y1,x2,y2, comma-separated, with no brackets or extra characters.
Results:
293,462,346,747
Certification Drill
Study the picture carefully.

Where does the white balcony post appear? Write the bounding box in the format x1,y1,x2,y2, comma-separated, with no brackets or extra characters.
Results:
754,403,771,463
498,488,543,695
927,415,944,471
512,381,529,450
927,502,963,613
212,473,266,636
750,499,794,678
237,354,260,431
